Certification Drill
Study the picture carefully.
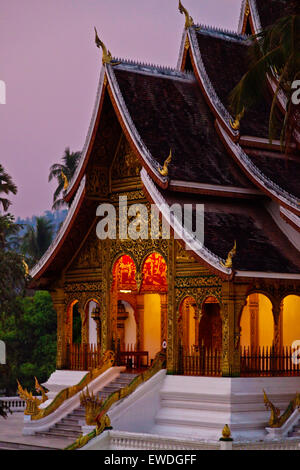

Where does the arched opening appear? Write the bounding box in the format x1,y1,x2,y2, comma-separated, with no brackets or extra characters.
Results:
281,295,300,348
240,293,274,349
178,296,198,353
117,300,137,351
68,300,81,345
141,253,167,363
111,252,167,369
199,296,222,352
85,299,101,346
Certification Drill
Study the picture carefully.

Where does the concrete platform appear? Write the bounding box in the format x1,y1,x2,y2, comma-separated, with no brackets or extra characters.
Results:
0,413,73,450
151,376,300,441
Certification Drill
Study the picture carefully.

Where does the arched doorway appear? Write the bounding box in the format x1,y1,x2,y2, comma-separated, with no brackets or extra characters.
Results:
199,296,222,351
141,253,167,363
66,300,81,345
110,252,167,368
281,295,300,348
240,293,275,376
178,296,198,353
85,299,101,346
117,300,137,351
240,293,274,350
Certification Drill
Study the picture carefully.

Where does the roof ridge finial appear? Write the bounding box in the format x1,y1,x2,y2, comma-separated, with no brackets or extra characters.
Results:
94,27,120,66
178,0,194,29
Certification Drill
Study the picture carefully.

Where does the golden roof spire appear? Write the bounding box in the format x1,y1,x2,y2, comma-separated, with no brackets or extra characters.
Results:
158,149,172,177
94,27,113,64
178,0,194,29
94,27,121,66
220,240,237,268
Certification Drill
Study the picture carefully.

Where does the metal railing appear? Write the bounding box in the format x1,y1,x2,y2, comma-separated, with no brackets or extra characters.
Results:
240,346,300,377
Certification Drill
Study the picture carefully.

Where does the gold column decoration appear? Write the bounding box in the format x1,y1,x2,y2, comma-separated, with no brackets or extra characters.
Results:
167,239,176,373
221,282,249,377
136,294,144,350
51,288,67,369
249,293,259,350
101,239,110,353
272,299,282,349
80,304,89,345
160,293,168,345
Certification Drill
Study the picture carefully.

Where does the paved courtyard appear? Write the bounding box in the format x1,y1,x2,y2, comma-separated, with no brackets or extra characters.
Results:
0,412,73,450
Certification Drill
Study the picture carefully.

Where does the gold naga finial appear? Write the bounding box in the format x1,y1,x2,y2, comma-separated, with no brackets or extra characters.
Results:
230,107,245,130
61,170,68,191
222,424,232,439
178,0,194,29
94,27,120,66
220,240,237,269
158,149,172,177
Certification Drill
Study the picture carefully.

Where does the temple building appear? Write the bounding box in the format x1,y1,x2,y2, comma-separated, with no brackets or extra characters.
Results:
25,0,300,445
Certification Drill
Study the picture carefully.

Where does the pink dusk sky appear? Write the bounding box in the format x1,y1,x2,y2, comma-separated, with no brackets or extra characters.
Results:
1,0,242,218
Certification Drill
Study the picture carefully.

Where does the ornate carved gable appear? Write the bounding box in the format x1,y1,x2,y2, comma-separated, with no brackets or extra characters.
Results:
111,135,141,180
176,241,197,263
70,228,101,270
86,165,109,197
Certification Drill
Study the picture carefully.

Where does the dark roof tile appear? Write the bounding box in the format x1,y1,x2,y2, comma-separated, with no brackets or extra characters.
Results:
114,67,253,188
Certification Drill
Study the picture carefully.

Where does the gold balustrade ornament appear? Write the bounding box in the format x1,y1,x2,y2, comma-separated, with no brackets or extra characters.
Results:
17,377,48,416
65,349,166,450
17,350,115,421
263,389,300,428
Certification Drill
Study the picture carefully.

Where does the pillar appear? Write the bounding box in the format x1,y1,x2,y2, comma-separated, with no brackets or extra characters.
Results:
272,300,282,350
160,293,168,346
50,288,67,370
249,293,259,350
136,294,144,350
221,282,249,377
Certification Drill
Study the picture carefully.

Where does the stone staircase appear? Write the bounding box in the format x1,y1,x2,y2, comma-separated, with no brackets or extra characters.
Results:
288,422,300,438
35,372,138,444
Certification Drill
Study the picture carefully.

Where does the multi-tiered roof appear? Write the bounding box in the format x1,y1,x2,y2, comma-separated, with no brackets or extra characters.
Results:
31,0,300,286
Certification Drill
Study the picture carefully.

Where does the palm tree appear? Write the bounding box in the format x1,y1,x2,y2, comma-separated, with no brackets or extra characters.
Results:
229,3,300,152
48,148,81,210
21,216,53,266
0,164,17,212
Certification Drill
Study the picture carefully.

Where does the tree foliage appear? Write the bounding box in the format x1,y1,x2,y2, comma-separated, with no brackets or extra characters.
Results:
21,216,53,267
229,4,300,152
48,147,81,210
0,164,17,212
0,291,57,395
